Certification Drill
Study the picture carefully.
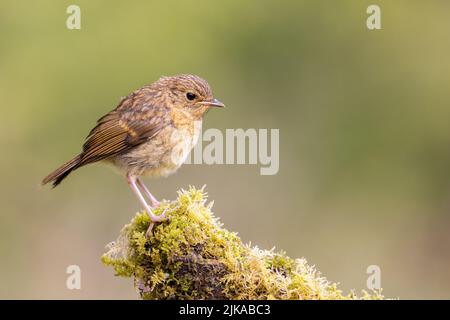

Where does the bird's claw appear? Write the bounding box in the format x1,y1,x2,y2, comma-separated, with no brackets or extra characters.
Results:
145,207,169,238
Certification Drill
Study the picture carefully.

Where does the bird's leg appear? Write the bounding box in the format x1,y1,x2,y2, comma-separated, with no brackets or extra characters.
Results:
127,174,167,234
136,178,160,207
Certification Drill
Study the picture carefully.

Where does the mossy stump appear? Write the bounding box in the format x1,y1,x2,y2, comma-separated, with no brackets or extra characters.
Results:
102,187,383,300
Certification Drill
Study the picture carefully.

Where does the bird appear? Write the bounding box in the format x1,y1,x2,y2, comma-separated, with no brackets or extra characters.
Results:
42,74,225,234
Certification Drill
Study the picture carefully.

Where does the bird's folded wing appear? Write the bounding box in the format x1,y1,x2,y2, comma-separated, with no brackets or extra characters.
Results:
80,109,168,165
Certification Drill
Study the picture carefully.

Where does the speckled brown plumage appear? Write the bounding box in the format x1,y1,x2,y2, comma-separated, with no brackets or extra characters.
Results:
42,74,224,228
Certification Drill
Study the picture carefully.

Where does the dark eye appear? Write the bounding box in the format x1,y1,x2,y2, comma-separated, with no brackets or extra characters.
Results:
186,92,196,101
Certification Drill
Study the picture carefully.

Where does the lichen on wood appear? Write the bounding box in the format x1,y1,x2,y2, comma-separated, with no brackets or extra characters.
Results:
101,186,383,300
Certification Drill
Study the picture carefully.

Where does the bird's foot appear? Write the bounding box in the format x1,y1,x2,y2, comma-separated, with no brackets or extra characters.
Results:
150,199,160,208
145,207,169,238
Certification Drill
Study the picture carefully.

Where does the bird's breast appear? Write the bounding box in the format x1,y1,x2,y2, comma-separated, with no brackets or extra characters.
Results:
168,119,202,167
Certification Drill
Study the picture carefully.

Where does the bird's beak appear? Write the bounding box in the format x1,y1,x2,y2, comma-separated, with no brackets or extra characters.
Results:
199,98,225,108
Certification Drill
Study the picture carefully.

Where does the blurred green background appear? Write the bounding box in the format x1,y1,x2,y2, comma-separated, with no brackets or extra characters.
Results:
1,0,449,299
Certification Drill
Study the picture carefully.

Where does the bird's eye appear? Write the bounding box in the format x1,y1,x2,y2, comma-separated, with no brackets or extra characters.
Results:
186,92,196,101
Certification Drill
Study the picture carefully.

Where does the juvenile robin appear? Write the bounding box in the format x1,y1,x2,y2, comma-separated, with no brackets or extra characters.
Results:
42,74,225,232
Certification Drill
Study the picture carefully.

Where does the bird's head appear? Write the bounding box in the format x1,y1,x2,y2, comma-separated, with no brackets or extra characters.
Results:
155,74,225,118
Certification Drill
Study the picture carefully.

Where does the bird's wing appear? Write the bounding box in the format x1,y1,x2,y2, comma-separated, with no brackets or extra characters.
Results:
79,106,169,165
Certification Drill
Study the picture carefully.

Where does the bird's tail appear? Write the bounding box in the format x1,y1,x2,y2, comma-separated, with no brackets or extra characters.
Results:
42,154,82,188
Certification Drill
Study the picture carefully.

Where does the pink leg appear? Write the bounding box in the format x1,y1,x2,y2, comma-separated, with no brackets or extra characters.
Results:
127,174,166,223
137,178,160,207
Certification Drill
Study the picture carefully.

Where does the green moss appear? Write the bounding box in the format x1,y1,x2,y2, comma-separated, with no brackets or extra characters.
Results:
102,186,384,300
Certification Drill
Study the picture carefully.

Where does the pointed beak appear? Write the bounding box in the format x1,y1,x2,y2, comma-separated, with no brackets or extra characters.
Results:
199,98,225,108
